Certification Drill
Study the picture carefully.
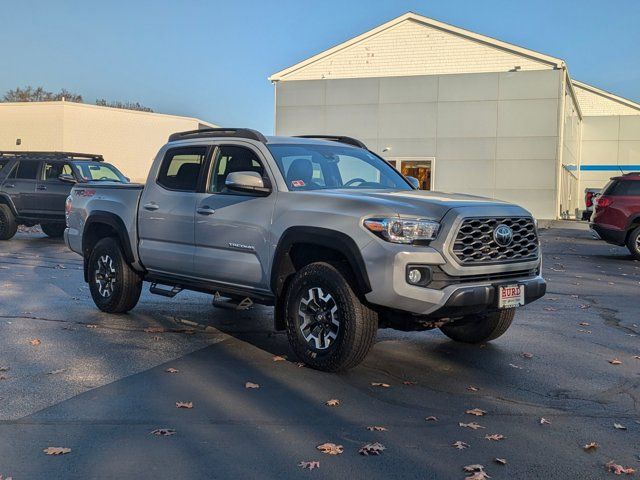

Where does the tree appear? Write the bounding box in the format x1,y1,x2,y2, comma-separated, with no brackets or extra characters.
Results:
95,99,153,112
2,86,83,103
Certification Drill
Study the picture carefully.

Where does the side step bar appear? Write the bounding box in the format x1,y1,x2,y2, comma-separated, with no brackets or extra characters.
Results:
149,283,183,298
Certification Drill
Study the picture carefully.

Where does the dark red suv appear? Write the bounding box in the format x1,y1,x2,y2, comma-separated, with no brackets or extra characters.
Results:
590,172,640,259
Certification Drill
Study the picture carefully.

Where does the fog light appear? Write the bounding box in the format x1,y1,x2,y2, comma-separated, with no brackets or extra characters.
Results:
407,268,422,285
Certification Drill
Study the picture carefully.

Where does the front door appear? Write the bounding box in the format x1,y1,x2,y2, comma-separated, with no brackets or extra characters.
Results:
37,161,74,217
2,161,40,214
138,146,208,277
193,144,275,290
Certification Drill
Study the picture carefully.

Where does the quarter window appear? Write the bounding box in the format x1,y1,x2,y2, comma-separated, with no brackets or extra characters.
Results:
208,145,265,193
157,147,207,191
9,161,39,180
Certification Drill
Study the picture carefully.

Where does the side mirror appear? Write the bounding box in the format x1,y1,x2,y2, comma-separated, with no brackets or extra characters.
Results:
406,176,420,189
58,173,77,184
225,171,270,195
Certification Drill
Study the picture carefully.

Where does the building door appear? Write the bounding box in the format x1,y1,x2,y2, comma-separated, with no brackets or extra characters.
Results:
387,158,434,190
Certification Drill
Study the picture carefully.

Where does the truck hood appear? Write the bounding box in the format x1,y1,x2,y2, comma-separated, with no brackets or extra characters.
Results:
302,189,524,219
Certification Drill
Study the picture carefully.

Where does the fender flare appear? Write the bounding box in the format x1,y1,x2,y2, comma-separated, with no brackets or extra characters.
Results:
0,193,18,216
271,226,372,296
83,211,135,280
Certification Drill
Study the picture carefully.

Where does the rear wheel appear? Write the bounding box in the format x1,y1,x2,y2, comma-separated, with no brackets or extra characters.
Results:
284,262,378,372
0,205,18,240
440,309,515,343
88,237,142,313
41,223,66,238
626,226,640,260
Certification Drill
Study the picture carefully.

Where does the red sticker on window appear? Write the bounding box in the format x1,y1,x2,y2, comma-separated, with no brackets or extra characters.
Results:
291,180,305,187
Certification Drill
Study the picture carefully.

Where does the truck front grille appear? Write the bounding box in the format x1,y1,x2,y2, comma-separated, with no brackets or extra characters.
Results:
452,217,539,265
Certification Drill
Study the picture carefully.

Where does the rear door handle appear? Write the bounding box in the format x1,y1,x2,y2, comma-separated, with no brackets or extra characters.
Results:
143,203,159,211
4,184,14,188
196,207,216,216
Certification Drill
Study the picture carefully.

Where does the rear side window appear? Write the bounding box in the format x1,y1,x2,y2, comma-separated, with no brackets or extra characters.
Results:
0,159,9,173
604,180,640,196
157,147,207,191
9,161,39,180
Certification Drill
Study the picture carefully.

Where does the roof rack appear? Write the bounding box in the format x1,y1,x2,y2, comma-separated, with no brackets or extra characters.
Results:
294,135,368,149
622,171,640,176
0,151,103,161
168,128,267,144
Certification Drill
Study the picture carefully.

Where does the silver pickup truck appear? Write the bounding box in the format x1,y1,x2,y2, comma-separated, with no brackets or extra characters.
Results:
65,128,546,371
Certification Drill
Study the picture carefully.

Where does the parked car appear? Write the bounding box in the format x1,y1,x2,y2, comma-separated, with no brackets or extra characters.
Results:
65,128,546,371
0,151,128,240
590,172,640,259
581,187,601,221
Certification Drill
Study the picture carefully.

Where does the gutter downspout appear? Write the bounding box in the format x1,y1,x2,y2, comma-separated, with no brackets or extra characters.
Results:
555,65,567,220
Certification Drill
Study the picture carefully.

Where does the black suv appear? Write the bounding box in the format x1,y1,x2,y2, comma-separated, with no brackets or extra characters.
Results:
0,151,128,240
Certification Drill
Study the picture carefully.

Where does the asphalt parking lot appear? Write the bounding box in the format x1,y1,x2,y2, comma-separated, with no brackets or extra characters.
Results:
0,222,638,479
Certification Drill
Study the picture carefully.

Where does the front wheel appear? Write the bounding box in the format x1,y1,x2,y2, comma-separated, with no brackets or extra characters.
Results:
88,237,142,313
440,309,515,343
626,226,640,260
41,223,66,238
284,262,378,372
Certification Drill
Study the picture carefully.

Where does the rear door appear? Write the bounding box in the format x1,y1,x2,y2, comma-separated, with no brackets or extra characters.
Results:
37,161,74,217
137,146,208,277
2,161,40,214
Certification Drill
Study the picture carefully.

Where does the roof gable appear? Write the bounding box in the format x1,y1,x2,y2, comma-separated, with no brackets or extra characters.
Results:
572,80,640,116
270,12,564,81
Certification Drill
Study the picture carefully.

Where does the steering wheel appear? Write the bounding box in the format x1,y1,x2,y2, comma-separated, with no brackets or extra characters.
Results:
97,176,111,181
344,178,367,187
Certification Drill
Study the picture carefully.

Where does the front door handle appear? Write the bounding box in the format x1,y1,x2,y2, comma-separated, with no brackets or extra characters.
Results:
37,185,47,191
196,206,216,216
4,184,14,188
143,203,159,211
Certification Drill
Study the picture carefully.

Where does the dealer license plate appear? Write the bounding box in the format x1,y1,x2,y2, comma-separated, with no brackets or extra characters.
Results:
498,284,525,309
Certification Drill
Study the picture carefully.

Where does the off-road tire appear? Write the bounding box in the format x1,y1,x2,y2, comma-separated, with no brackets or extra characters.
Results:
626,226,640,260
41,223,66,238
440,308,515,343
0,205,18,240
284,262,378,372
88,237,142,313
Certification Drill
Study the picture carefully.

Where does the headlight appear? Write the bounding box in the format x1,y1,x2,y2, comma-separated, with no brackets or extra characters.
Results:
363,217,440,244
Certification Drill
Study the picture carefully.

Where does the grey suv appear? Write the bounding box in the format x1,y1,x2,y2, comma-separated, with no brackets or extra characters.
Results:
65,129,546,371
0,151,127,240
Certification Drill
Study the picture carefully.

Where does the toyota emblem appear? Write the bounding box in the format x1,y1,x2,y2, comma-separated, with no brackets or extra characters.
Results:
493,224,514,247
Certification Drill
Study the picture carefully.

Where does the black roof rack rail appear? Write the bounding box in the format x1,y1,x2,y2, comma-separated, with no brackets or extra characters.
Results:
168,128,267,144
294,135,367,149
0,151,103,161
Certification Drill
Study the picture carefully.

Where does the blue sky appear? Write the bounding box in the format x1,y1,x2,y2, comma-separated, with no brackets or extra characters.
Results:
1,0,638,133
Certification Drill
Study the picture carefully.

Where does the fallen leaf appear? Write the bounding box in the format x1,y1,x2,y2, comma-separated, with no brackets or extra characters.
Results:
30,339,41,346
366,426,388,431
579,322,590,326
316,443,343,455
359,442,385,456
165,368,179,374
245,382,260,389
86,324,98,329
605,461,635,475
579,304,591,309
298,461,320,470
425,416,438,422
634,356,640,360
466,408,486,416
467,386,479,392
485,434,506,441
371,382,390,388
495,458,507,465
521,352,534,359
144,327,165,333
403,380,417,386
325,399,340,407
540,417,551,425
466,471,491,480
508,363,523,369
48,368,66,375
151,428,176,436
577,329,592,334
584,442,598,451
613,423,627,430
452,441,469,450
459,422,485,430
0,367,8,372
296,362,305,368
43,447,71,455
609,359,622,365
544,307,558,312
176,401,193,409
463,464,485,472
272,355,286,362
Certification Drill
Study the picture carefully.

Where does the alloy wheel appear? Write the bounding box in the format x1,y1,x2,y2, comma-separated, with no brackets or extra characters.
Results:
95,254,117,298
298,287,340,350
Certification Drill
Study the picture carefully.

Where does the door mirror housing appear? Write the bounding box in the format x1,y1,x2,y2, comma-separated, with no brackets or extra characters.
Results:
58,173,77,184
225,171,270,195
406,176,420,189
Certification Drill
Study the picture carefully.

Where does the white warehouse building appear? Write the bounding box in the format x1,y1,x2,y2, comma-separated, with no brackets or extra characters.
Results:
270,12,640,220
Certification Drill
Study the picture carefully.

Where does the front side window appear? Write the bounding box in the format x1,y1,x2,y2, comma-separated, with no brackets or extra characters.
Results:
267,144,412,191
9,161,39,180
42,162,73,181
208,145,265,193
157,147,207,191
74,162,127,183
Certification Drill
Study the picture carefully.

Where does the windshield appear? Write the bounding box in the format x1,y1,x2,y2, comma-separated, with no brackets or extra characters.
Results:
74,161,128,183
267,144,412,191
